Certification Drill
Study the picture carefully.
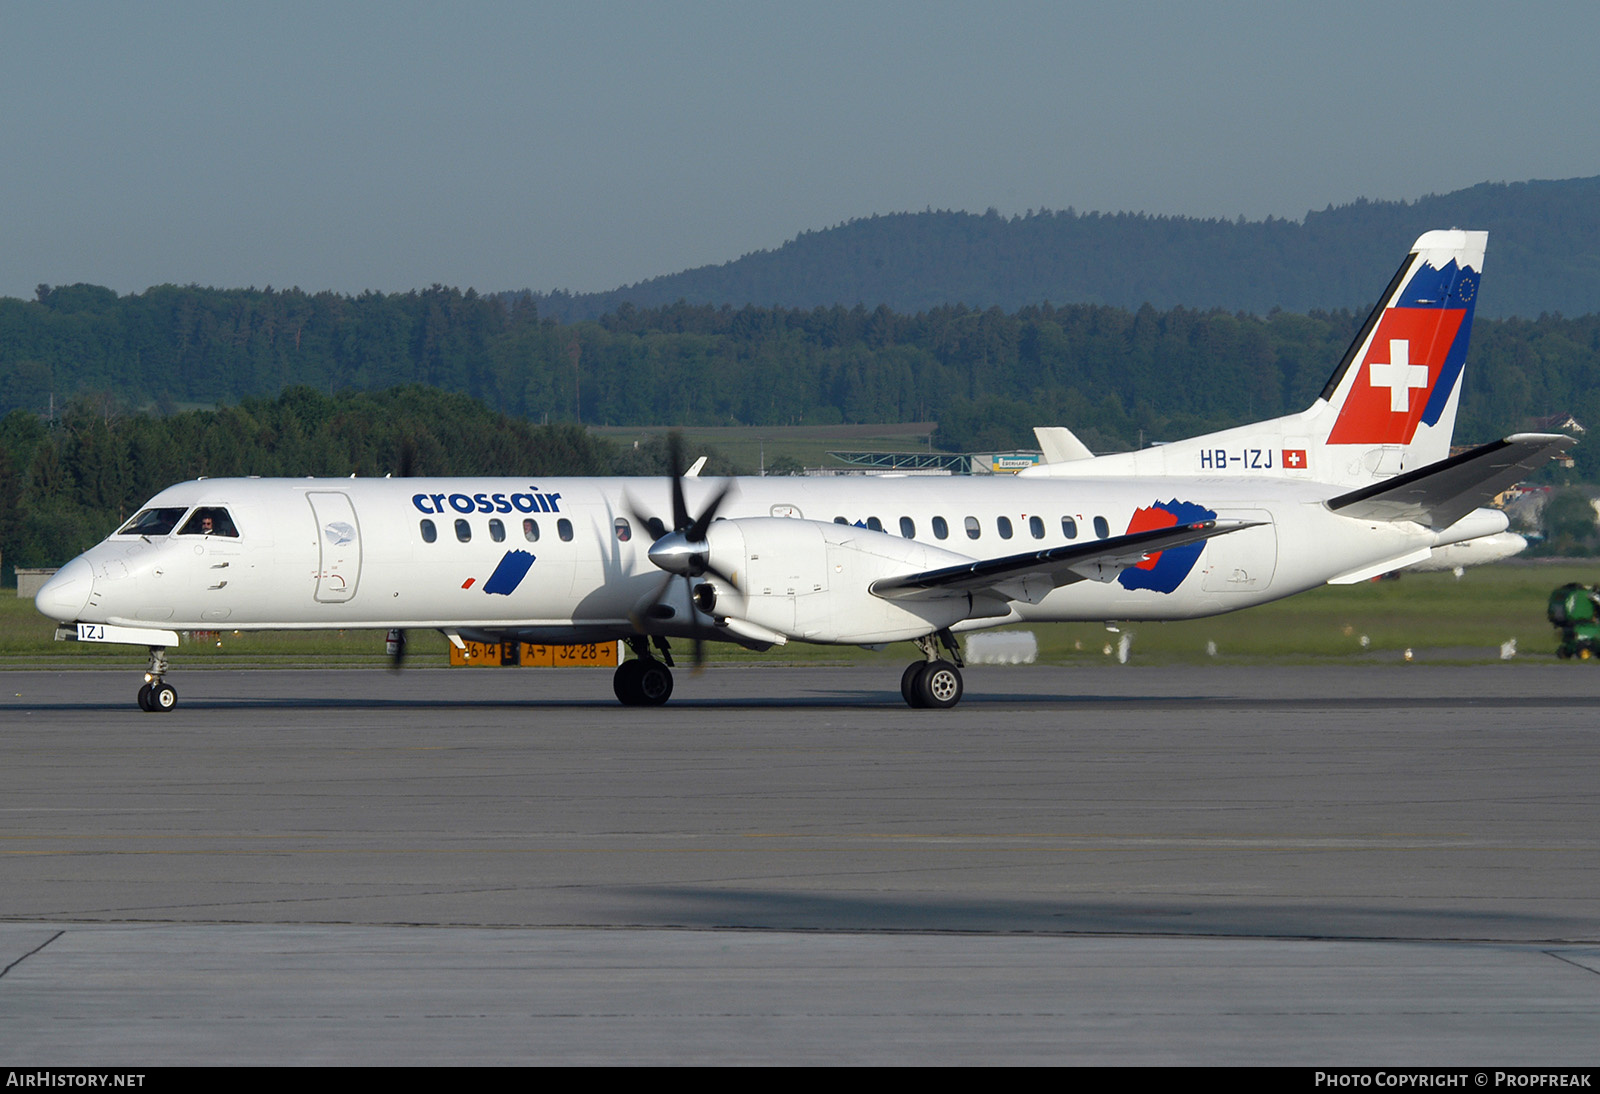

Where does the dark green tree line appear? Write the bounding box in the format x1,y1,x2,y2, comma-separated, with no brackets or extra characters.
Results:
5,282,1597,486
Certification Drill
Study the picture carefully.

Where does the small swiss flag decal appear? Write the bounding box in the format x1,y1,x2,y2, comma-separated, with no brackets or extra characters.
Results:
1282,449,1307,470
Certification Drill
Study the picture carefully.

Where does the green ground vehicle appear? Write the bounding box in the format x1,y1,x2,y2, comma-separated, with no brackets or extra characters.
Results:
1548,583,1600,659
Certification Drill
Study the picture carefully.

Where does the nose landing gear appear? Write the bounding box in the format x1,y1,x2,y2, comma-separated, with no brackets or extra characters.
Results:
136,647,177,712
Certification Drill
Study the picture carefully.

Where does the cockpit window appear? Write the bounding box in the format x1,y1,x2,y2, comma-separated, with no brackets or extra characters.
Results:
117,507,189,537
177,507,239,537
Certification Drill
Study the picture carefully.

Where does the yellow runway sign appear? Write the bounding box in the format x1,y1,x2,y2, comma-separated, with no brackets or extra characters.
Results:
449,640,620,667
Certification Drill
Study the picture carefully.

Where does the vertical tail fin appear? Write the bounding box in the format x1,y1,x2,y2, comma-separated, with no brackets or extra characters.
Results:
1017,230,1488,485
1307,229,1486,478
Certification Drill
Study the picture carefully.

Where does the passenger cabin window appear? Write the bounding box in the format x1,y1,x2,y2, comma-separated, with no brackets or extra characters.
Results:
489,518,506,542
455,519,471,542
119,507,188,537
420,519,437,543
177,507,239,537
932,516,949,540
522,519,539,542
964,516,981,540
866,516,883,532
997,516,1014,540
834,516,849,525
614,517,632,542
899,516,916,539
1062,516,1078,539
1093,516,1110,539
1029,516,1045,539
557,518,574,542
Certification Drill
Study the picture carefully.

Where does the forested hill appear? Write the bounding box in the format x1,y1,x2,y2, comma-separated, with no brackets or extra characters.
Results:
524,176,1600,321
5,285,1599,480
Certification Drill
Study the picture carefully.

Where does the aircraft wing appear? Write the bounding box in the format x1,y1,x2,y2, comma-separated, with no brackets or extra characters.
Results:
869,520,1259,602
1326,433,1574,528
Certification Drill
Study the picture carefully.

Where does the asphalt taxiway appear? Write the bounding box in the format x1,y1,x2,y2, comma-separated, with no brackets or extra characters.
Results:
2,663,1598,1063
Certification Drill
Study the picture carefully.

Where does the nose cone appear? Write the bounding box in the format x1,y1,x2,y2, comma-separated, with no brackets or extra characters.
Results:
35,556,95,622
647,531,708,576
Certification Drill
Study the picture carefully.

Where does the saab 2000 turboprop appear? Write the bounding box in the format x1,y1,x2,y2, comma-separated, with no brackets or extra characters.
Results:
36,230,1573,711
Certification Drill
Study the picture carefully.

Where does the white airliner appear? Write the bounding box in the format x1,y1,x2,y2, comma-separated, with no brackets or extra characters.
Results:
36,230,1573,712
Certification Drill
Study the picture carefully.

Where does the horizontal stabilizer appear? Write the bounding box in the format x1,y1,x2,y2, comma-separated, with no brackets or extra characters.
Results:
1326,433,1574,527
870,519,1258,601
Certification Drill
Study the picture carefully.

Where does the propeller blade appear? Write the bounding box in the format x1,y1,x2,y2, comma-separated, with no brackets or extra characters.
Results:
386,628,407,670
668,433,691,532
622,489,667,541
627,571,677,632
686,480,734,542
397,436,418,478
679,573,708,672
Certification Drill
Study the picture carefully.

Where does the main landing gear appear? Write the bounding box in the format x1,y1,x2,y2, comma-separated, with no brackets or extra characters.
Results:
611,632,971,708
613,636,675,706
900,631,965,709
135,646,178,713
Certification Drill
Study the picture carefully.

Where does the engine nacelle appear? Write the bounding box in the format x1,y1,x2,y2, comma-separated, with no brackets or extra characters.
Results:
699,517,1009,644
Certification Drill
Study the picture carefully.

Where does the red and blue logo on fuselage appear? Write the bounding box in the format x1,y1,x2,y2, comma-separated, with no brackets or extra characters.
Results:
1116,499,1217,593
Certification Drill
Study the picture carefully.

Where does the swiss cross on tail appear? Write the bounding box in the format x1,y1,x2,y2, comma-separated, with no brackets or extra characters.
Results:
1326,256,1478,446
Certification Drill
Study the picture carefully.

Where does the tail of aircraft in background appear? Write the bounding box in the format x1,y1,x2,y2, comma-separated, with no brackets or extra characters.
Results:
1022,229,1488,487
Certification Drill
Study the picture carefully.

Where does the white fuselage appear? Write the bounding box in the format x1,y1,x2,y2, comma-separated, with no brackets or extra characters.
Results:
38,472,1481,645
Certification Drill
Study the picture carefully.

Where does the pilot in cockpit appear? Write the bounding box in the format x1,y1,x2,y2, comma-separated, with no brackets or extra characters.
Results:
179,507,239,537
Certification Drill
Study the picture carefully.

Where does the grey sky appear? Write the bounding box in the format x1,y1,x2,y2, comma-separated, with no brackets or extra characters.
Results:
2,1,1595,301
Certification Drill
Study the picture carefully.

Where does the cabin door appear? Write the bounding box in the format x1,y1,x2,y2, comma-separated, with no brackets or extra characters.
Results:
307,491,363,603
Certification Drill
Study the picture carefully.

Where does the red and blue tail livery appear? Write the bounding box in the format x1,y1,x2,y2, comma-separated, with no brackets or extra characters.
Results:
1326,247,1481,447
1019,229,1493,489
